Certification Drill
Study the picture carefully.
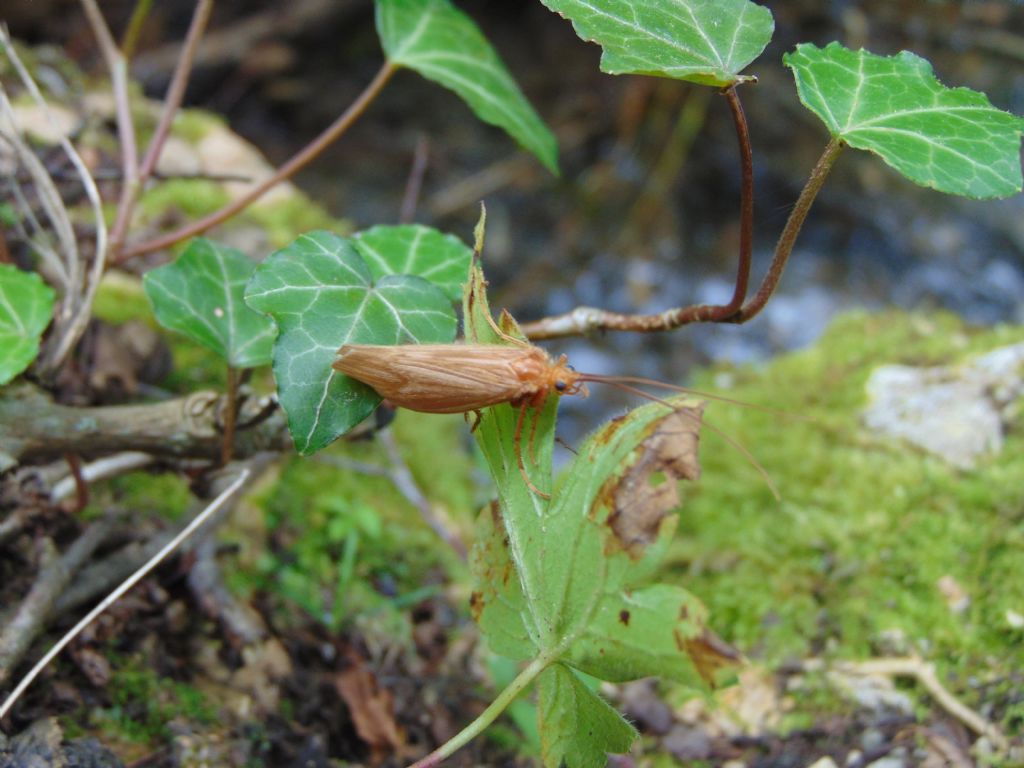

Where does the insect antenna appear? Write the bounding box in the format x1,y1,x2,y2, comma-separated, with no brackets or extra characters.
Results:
578,373,800,419
579,377,781,501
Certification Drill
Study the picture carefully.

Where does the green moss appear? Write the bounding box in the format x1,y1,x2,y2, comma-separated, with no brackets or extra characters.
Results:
138,179,230,221
73,654,214,746
244,195,351,250
92,273,153,326
172,108,227,144
81,471,192,522
224,410,474,631
664,311,1024,681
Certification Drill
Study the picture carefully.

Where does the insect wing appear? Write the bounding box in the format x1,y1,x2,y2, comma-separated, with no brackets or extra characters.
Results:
334,344,540,413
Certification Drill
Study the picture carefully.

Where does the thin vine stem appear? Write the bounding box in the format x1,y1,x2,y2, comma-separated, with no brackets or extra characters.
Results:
117,61,398,262
732,137,844,321
518,83,756,339
221,365,239,466
405,656,550,768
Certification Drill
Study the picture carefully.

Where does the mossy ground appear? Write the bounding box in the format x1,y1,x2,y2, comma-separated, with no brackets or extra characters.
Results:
669,311,1024,734
77,299,1023,754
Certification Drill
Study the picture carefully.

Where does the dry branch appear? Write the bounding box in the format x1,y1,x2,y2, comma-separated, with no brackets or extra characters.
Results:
0,517,116,687
0,384,290,468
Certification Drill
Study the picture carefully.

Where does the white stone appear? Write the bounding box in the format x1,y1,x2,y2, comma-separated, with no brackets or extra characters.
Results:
862,342,1024,468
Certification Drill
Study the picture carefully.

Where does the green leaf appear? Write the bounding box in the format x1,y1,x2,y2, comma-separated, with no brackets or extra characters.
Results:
244,231,457,454
0,265,55,385
143,238,275,368
537,665,637,768
464,260,737,765
538,0,774,87
375,0,558,173
353,224,472,301
785,42,1024,199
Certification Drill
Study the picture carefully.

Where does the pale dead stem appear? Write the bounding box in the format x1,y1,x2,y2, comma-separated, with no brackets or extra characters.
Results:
0,466,253,721
0,27,106,375
803,656,1009,753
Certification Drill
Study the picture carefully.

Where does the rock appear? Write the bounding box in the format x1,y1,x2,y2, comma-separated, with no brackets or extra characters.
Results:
862,342,1024,468
196,125,297,206
663,724,712,761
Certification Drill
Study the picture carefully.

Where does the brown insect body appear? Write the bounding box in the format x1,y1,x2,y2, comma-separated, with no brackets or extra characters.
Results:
334,341,776,500
333,343,586,413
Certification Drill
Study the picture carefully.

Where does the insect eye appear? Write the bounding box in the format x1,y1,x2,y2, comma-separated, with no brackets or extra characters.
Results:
555,380,567,392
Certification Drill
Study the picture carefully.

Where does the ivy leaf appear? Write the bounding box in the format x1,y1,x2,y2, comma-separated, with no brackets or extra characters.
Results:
143,238,275,369
353,224,472,302
0,264,55,386
244,231,457,454
538,0,774,87
537,665,637,768
465,262,737,766
785,42,1024,199
375,0,558,173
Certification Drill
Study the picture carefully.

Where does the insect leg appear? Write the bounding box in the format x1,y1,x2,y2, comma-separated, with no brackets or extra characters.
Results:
467,409,483,433
483,307,530,348
514,402,550,499
527,403,543,466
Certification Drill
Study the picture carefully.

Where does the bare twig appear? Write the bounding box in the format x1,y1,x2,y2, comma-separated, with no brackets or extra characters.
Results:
108,0,214,261
805,656,1009,753
187,535,267,644
518,86,758,339
0,384,291,465
49,452,154,503
0,517,116,687
118,61,398,261
0,467,251,721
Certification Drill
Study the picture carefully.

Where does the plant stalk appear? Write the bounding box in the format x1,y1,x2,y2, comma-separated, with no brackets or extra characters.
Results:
118,60,398,261
733,137,844,322
405,656,550,768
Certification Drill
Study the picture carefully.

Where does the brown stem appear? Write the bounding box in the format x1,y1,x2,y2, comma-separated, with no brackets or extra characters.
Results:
518,85,756,339
732,137,844,322
221,365,238,466
117,61,398,262
0,518,115,687
109,0,214,261
62,452,89,512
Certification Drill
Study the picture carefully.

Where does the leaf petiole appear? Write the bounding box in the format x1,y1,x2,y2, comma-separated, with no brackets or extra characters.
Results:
406,655,551,768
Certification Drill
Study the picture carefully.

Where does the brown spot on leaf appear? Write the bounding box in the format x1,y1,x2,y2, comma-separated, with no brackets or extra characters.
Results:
606,405,704,556
619,610,631,626
677,627,742,688
469,591,484,621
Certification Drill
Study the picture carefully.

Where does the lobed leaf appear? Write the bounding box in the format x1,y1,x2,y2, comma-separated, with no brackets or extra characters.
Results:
538,0,774,87
375,0,558,173
244,231,457,454
464,260,736,766
537,665,637,768
785,42,1024,199
353,224,472,301
0,265,55,386
143,238,275,369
